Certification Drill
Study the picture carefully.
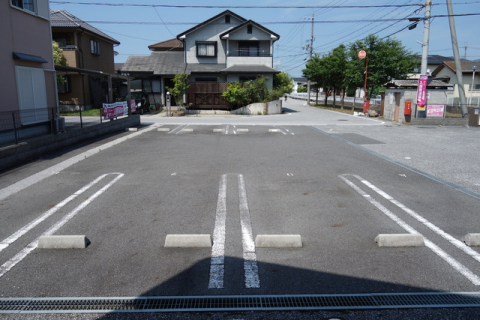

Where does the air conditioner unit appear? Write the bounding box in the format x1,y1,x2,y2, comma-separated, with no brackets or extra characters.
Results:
54,117,66,133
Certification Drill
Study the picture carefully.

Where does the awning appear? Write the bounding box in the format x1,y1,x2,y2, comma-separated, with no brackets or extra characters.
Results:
12,52,48,63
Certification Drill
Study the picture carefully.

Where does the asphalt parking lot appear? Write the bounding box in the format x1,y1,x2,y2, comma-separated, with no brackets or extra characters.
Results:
1,99,480,318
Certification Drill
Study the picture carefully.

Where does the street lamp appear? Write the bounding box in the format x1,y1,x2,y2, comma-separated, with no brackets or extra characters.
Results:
469,65,477,105
357,49,369,113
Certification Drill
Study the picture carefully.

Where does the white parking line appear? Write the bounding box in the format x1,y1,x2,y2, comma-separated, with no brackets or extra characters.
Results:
208,174,227,289
208,174,260,289
279,127,295,135
0,173,124,279
0,124,159,202
238,174,260,288
340,174,480,285
168,125,187,134
0,174,115,252
353,175,480,264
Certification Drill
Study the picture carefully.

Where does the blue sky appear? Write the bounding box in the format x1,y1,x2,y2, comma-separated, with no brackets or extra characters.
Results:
49,0,480,77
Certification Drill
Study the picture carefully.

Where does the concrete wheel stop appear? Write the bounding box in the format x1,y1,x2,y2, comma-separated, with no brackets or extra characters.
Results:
375,234,425,247
37,235,90,249
463,233,480,246
255,235,302,248
164,234,212,247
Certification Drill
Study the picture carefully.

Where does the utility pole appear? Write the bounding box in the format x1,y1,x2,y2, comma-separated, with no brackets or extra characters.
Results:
417,1,432,119
420,1,431,76
446,0,468,117
307,12,314,105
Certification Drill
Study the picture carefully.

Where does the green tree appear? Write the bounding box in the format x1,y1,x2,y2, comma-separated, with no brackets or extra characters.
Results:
345,35,418,99
302,53,327,105
53,41,68,84
322,45,348,108
166,73,190,108
53,41,67,66
222,82,246,108
297,86,307,93
273,71,294,94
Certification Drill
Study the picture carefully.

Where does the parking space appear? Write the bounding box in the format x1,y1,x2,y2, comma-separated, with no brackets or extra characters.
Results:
0,123,480,299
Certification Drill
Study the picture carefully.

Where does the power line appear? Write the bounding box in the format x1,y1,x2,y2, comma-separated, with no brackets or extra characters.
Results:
50,2,426,9
82,13,480,26
50,1,480,8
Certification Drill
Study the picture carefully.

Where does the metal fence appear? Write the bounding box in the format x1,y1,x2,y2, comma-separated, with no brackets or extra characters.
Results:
447,96,480,107
59,104,105,130
0,107,58,146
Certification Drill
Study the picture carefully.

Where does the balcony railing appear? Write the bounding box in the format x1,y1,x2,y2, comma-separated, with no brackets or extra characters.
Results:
228,49,272,57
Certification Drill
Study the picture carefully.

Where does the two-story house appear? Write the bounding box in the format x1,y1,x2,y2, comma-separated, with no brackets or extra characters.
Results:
50,10,121,110
432,60,479,105
121,10,280,109
1,0,57,142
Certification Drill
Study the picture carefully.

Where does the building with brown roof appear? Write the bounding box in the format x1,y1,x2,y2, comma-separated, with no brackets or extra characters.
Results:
432,61,479,104
51,10,122,110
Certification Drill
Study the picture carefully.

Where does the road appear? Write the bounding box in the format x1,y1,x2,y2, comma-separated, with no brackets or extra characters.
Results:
1,98,480,317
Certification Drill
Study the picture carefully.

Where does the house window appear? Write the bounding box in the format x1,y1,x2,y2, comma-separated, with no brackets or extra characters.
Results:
11,0,34,12
238,41,259,57
247,25,253,34
152,79,161,93
475,84,480,90
196,41,217,57
11,0,49,19
90,39,101,55
225,15,230,24
57,75,70,94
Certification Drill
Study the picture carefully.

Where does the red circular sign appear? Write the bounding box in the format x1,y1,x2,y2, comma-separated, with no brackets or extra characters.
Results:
357,50,367,59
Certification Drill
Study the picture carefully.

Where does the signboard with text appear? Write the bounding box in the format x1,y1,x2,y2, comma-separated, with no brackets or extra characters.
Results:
427,105,445,117
103,101,128,120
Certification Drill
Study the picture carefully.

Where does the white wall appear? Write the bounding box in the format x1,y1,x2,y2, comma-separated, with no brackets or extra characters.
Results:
183,15,243,64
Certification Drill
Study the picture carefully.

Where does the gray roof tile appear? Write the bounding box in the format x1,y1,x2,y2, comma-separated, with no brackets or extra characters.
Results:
50,10,119,44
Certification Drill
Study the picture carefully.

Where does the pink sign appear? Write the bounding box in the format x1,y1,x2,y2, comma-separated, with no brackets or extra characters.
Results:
103,102,126,119
416,75,428,106
130,99,137,113
427,105,445,117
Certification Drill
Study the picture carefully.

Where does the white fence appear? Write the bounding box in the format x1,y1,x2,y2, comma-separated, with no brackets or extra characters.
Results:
289,93,381,105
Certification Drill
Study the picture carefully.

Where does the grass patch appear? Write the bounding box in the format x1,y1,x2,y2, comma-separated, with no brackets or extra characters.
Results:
60,109,101,117
445,112,463,118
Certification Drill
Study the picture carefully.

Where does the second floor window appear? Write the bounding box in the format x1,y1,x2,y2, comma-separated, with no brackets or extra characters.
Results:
238,42,259,57
12,0,35,12
197,42,216,57
90,39,101,55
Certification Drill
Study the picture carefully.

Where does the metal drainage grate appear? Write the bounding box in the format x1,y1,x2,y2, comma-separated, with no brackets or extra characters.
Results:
1,293,480,313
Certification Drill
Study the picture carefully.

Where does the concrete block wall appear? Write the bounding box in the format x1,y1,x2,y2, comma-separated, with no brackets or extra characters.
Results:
0,115,140,172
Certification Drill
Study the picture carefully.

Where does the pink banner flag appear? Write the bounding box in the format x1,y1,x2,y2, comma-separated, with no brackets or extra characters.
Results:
416,75,428,106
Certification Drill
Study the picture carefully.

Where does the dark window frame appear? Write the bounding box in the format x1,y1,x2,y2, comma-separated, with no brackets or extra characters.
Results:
11,0,34,12
238,41,260,57
90,39,101,55
247,25,253,34
57,75,71,94
225,15,230,24
196,41,217,57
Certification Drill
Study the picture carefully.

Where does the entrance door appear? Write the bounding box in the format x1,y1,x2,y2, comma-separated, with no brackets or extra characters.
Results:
394,92,401,122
